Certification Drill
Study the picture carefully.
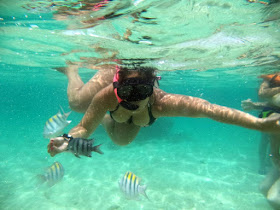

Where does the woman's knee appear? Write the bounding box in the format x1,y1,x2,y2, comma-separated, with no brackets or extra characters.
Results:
68,103,87,113
68,97,89,113
267,179,280,206
267,195,280,209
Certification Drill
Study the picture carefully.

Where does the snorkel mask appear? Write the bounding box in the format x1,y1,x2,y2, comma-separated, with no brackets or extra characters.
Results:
113,66,160,110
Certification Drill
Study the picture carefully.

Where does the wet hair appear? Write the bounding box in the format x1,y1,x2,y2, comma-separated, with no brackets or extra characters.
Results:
118,66,157,83
269,74,280,88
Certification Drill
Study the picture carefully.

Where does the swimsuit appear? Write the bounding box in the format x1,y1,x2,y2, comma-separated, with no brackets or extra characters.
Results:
109,102,156,126
259,106,280,118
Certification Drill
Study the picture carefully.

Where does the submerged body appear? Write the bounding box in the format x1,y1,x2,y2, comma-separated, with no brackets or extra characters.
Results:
67,137,103,158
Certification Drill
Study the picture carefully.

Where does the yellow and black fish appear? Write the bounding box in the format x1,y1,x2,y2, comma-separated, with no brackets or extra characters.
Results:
37,162,64,187
43,107,71,138
67,138,103,158
119,171,149,200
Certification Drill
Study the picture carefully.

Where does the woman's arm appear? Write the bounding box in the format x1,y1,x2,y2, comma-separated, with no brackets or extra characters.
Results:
259,81,280,98
69,85,116,138
47,85,116,157
153,90,280,133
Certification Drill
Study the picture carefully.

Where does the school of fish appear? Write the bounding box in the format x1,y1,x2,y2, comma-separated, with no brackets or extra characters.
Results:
41,108,149,201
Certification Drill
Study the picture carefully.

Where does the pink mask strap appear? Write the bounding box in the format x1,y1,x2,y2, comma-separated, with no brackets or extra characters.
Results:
113,65,120,82
113,66,122,103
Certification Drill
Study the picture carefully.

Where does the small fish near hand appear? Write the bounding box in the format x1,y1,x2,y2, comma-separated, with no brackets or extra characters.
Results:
43,107,71,139
119,171,149,201
67,137,103,158
37,161,64,187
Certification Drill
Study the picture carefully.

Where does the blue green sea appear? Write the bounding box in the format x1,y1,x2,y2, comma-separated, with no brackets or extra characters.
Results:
1,0,280,209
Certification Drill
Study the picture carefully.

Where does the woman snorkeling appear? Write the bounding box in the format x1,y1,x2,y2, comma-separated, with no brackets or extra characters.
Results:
48,63,280,156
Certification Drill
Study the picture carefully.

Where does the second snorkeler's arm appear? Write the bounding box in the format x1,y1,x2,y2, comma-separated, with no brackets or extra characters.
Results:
241,99,269,111
153,89,280,133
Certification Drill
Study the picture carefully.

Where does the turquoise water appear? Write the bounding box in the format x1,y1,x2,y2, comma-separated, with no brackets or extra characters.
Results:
1,0,280,209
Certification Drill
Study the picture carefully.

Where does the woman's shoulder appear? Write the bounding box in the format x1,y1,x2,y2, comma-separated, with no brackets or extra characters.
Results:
152,88,180,108
153,88,187,101
153,88,168,98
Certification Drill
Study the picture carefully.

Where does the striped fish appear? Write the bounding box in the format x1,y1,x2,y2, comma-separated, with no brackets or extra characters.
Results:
43,107,71,138
119,171,149,200
37,162,64,187
67,138,103,158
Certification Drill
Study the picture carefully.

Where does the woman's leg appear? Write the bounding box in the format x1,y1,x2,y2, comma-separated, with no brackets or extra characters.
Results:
259,131,280,205
267,177,280,209
270,134,280,169
258,133,270,175
265,133,280,208
56,63,116,112
102,114,141,145
259,167,279,196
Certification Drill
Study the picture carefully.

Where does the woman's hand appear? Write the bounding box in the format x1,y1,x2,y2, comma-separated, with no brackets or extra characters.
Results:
47,136,69,157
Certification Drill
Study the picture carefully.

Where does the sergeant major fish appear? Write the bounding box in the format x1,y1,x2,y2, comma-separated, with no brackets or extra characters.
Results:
43,107,71,138
119,171,149,200
37,161,64,187
67,137,103,158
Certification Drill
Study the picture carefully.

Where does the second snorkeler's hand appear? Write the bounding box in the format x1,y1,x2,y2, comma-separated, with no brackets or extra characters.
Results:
241,99,255,111
47,137,69,157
